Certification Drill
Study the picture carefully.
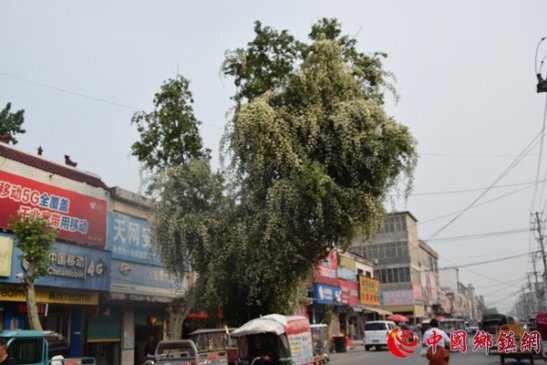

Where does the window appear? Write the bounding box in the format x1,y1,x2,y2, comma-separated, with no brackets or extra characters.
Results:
387,269,393,283
392,268,399,283
365,271,371,278
371,245,378,259
365,323,388,331
8,338,43,364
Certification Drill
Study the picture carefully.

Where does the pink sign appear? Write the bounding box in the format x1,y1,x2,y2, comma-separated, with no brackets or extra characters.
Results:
413,284,423,301
338,279,349,305
382,290,415,306
314,251,338,286
348,281,359,306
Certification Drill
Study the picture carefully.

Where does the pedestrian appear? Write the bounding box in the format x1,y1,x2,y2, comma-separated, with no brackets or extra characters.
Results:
0,340,15,365
144,334,157,357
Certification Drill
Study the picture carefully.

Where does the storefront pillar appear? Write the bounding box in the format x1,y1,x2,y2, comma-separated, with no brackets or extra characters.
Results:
121,308,135,365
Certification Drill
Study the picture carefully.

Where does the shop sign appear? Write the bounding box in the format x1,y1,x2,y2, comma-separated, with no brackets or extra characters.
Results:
107,212,160,265
382,290,415,306
0,234,111,291
313,284,342,306
413,283,423,302
338,280,350,305
0,171,107,247
359,275,380,306
110,260,186,297
339,254,356,271
348,281,359,306
314,251,338,286
0,284,99,305
0,236,12,277
338,267,356,281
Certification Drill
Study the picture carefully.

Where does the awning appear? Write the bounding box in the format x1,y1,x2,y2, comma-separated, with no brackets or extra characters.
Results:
359,305,393,316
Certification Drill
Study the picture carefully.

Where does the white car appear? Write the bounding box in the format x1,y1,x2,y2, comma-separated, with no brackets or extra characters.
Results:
363,320,398,351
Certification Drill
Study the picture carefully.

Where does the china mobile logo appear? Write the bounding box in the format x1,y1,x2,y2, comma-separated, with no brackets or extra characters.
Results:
387,329,418,358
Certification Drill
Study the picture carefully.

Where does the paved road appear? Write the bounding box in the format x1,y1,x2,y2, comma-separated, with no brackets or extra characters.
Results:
330,347,539,365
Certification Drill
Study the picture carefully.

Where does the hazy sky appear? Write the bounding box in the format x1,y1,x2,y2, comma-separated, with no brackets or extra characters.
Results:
2,0,546,314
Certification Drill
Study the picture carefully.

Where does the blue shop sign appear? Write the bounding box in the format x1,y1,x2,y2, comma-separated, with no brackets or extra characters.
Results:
0,233,110,291
110,260,185,297
107,212,161,266
313,284,343,306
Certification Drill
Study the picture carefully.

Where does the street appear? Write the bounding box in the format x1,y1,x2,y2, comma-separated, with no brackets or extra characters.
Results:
330,347,539,365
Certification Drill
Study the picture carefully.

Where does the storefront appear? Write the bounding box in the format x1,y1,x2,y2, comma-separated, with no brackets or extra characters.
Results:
106,210,187,365
0,233,111,357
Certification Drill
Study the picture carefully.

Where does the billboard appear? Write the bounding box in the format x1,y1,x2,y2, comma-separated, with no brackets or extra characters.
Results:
359,275,380,306
348,281,359,306
314,251,338,286
0,237,12,277
0,170,107,247
382,290,415,306
313,284,342,306
110,259,186,298
0,234,111,291
338,280,350,305
107,212,161,265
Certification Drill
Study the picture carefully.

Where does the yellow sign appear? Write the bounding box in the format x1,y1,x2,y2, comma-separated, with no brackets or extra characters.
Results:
0,237,13,277
359,275,380,306
0,285,98,305
339,254,356,271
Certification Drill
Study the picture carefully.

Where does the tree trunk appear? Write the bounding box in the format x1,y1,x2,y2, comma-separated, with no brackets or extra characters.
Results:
22,276,43,331
164,274,204,339
166,299,184,340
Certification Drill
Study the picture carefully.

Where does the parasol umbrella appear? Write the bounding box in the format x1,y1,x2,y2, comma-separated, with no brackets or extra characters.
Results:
387,314,409,323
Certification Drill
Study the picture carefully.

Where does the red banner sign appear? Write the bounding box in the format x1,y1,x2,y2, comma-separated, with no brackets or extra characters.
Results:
338,279,350,305
314,251,338,286
0,171,107,247
348,281,359,306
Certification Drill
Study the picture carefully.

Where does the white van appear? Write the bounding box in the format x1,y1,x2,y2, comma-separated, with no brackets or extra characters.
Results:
363,321,397,351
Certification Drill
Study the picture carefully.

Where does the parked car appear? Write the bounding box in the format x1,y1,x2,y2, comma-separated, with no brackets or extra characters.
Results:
363,320,397,351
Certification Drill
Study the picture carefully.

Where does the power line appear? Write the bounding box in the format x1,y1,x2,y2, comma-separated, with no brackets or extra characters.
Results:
420,184,534,225
426,228,530,243
421,152,542,158
0,71,226,130
474,276,526,290
443,252,531,270
426,129,546,241
413,180,541,197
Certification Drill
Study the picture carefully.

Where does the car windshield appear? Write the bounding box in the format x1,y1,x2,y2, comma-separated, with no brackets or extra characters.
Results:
365,323,387,331
157,342,196,360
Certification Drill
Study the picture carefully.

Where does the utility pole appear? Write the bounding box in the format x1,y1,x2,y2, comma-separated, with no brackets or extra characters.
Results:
527,273,538,314
532,252,542,310
534,212,547,311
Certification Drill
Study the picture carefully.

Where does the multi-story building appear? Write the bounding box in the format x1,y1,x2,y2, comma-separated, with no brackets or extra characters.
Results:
350,211,440,322
438,267,474,320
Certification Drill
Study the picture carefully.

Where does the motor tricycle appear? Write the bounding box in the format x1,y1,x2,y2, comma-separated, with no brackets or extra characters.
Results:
231,314,315,365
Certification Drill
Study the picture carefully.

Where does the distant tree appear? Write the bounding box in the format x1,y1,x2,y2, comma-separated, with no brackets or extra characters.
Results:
9,214,57,330
215,19,417,324
131,75,215,338
131,75,210,175
150,160,227,338
0,102,26,144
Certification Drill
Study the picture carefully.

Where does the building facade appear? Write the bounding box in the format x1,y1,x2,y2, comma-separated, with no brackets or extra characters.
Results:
350,211,440,322
0,142,189,365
